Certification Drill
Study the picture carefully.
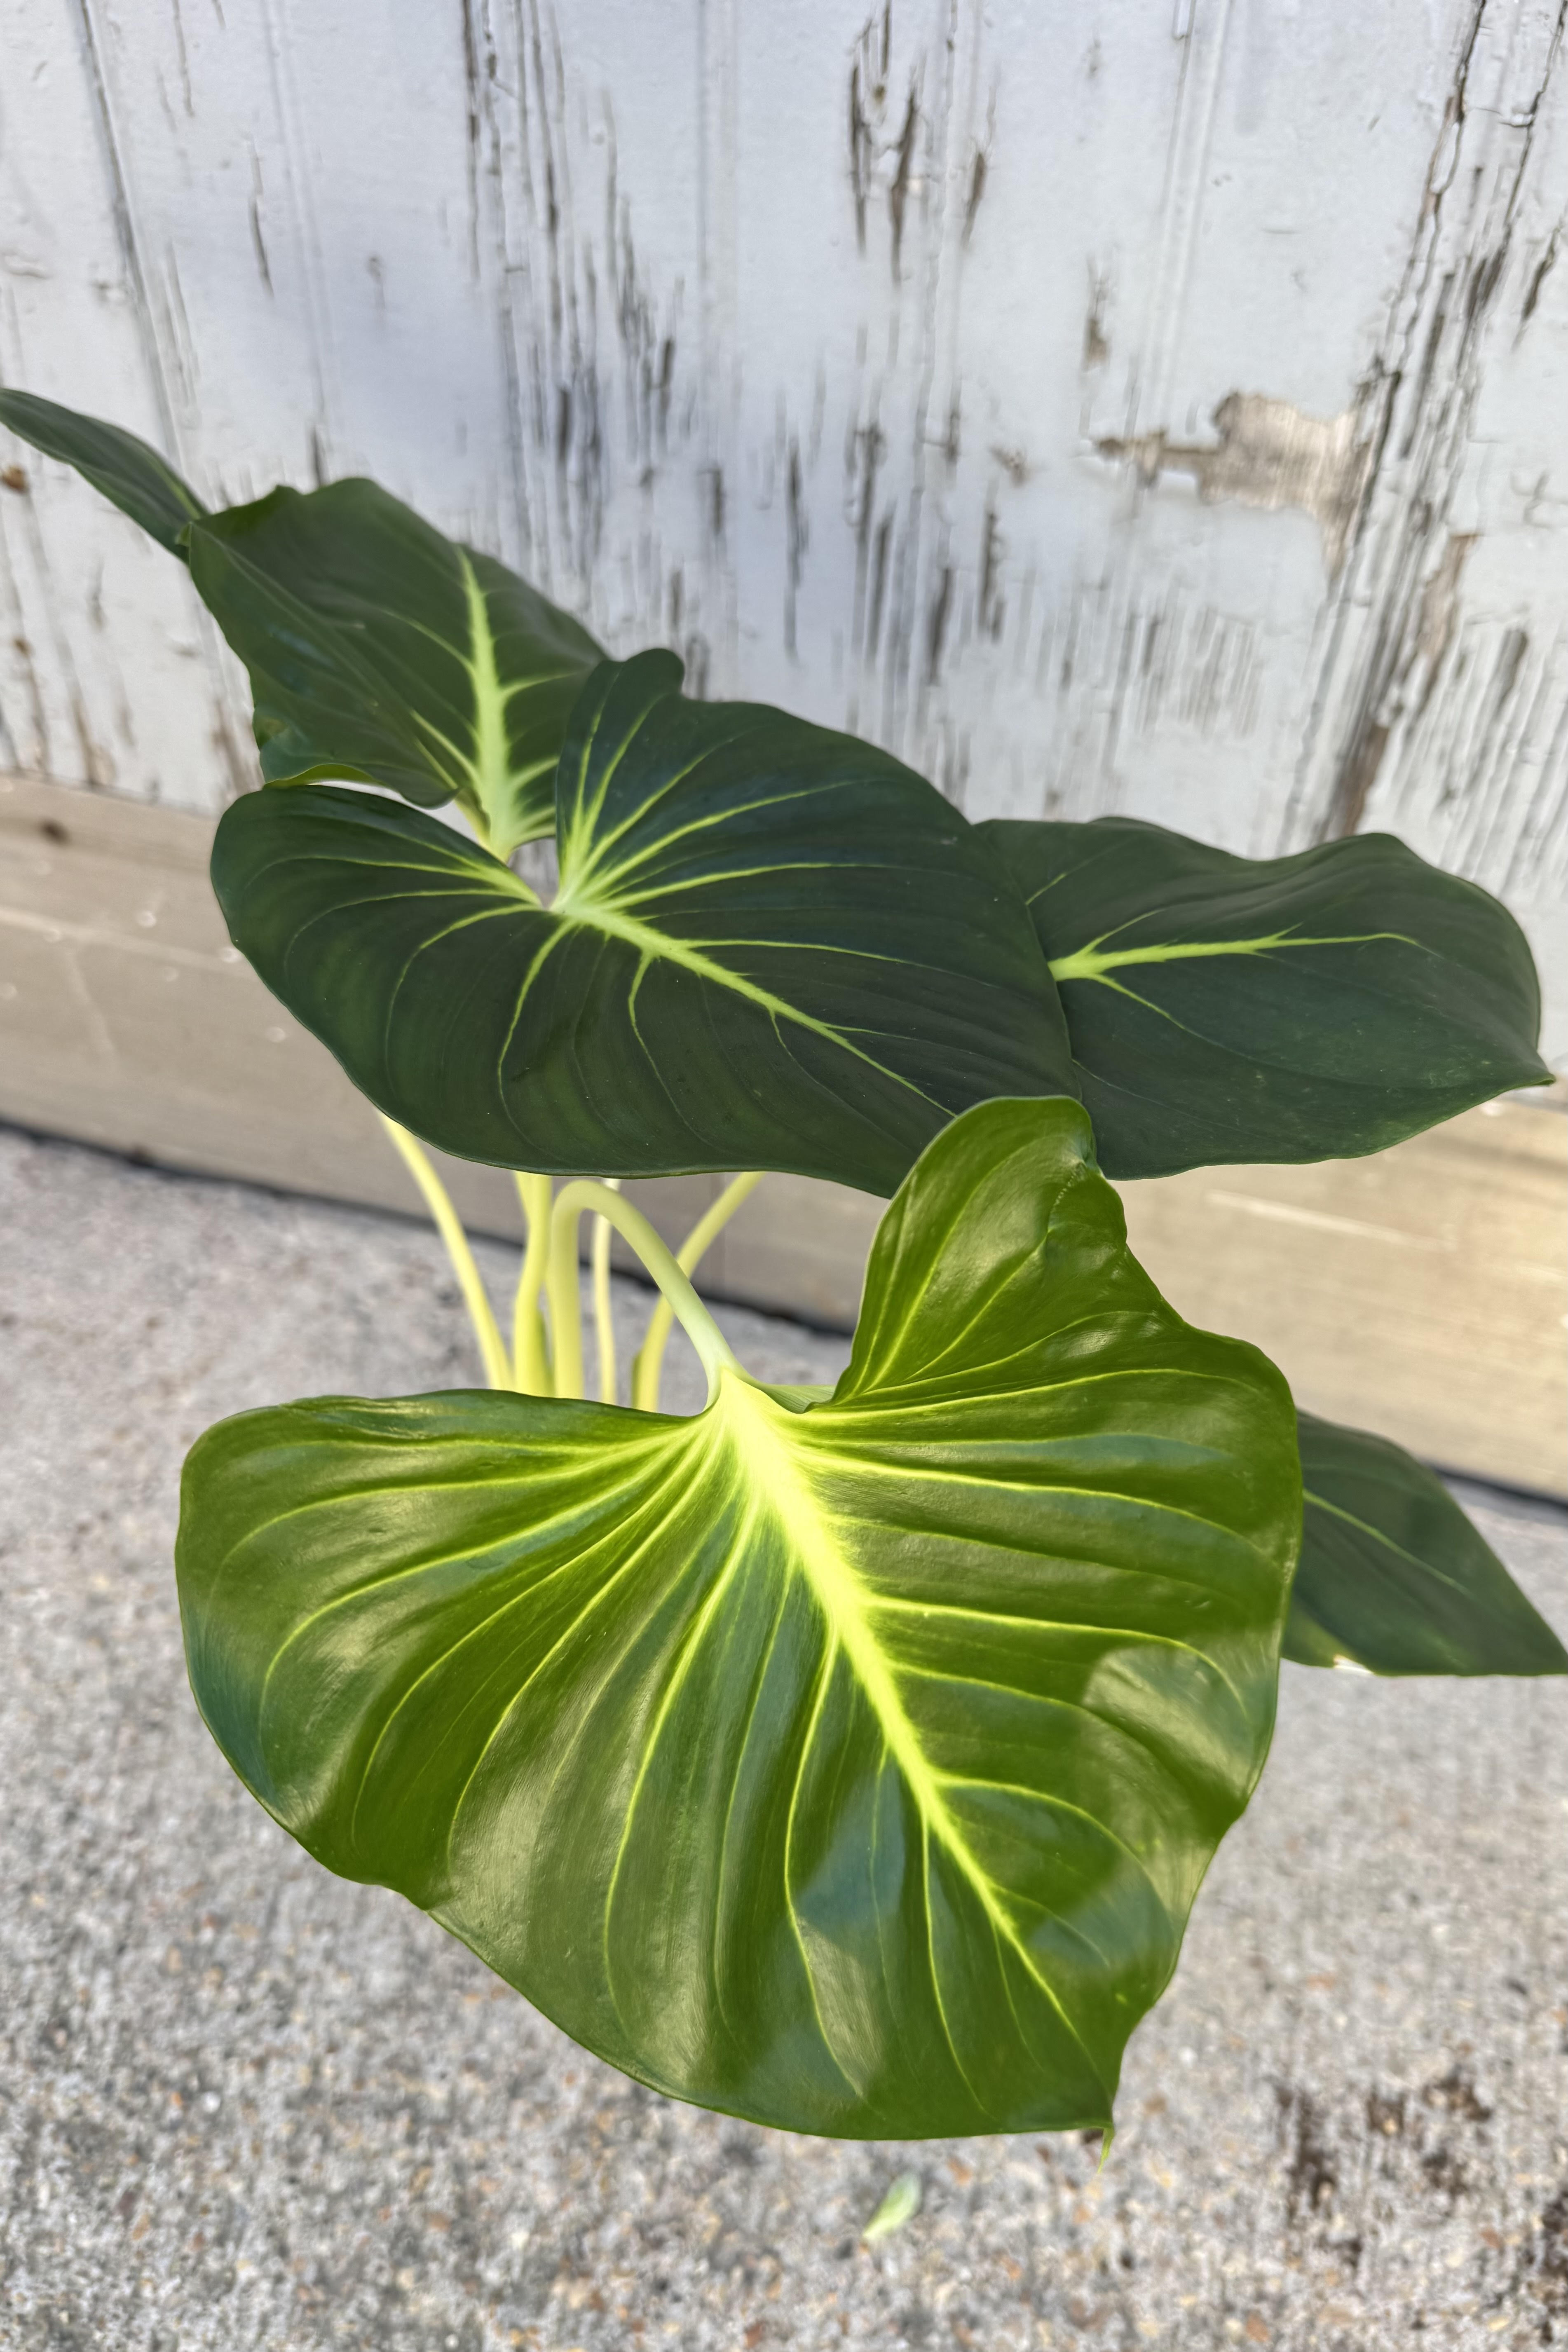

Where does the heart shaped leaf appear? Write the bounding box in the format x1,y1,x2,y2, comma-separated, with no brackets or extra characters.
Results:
980,817,1550,1178
177,1097,1301,2139
1287,1412,1568,1676
211,652,1077,1192
186,483,604,852
0,393,602,855
0,387,207,557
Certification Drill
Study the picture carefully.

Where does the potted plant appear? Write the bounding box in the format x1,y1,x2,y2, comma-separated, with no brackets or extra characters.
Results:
3,387,1559,2141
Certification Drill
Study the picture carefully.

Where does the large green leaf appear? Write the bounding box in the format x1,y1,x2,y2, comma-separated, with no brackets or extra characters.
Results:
1287,1412,1568,1676
186,483,604,851
177,1097,1301,2139
980,817,1550,1178
211,651,1077,1191
0,387,206,557
0,392,601,853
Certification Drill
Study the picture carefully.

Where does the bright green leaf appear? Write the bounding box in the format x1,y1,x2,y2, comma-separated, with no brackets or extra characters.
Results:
862,2172,923,2241
187,481,604,852
177,1097,1301,2140
980,817,1550,1178
1287,1412,1568,1677
210,651,1077,1192
0,388,206,558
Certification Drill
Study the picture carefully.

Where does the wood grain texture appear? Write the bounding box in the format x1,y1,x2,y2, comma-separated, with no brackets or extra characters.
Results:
3,774,1561,1496
0,5,1561,1011
2,3,1566,1066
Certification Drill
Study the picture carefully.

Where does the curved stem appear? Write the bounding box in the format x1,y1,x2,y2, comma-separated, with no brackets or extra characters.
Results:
549,1180,741,1406
631,1171,763,1412
591,1179,621,1402
380,1115,511,1390
511,1171,554,1393
545,1195,586,1403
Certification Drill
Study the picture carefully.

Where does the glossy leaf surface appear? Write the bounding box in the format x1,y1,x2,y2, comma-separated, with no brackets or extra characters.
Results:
981,817,1549,1178
0,394,601,851
187,481,604,851
0,388,206,557
211,652,1076,1191
1287,1413,1568,1676
177,1098,1301,2139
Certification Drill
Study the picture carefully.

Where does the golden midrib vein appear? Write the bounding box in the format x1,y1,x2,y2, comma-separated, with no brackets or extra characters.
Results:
300,838,941,1108
719,1379,1104,2085
544,893,943,1106
1049,927,1419,983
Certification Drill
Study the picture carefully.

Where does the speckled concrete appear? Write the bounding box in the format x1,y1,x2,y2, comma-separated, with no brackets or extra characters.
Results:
2,1124,1565,2352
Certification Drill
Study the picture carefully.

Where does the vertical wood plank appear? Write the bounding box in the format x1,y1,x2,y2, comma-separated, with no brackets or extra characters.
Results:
0,0,241,806
0,0,1563,1057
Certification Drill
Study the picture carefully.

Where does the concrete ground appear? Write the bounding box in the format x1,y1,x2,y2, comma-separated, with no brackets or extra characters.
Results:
1,1123,1564,2352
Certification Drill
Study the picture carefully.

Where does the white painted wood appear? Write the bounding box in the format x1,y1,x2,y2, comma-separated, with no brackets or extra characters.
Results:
0,0,243,801
2,0,1566,1054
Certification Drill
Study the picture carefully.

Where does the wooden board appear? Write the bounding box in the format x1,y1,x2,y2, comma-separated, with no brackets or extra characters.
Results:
0,1,1564,1062
2,774,1562,1496
1118,1109,1567,1501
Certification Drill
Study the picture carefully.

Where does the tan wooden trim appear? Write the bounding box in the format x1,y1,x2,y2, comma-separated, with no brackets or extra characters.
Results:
2,772,1563,1496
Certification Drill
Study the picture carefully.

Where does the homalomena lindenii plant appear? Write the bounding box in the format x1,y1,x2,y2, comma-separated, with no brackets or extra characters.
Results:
6,388,1564,2141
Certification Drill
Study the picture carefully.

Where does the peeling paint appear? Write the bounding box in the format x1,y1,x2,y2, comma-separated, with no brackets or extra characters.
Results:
961,87,993,251
1296,0,1568,857
1082,270,1110,370
1520,225,1559,327
846,5,891,254
247,155,274,298
961,140,987,248
784,437,806,659
886,86,921,283
1,0,1563,1027
1095,393,1372,575
1413,532,1477,713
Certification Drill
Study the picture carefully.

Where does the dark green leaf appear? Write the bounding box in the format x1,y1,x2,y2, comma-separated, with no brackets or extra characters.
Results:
177,1097,1301,2139
980,817,1550,1178
187,482,604,852
0,389,206,558
211,651,1077,1191
0,391,600,851
1287,1412,1568,1676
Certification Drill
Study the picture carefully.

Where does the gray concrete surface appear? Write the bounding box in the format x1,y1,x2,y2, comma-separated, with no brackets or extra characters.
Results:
1,1124,1565,2352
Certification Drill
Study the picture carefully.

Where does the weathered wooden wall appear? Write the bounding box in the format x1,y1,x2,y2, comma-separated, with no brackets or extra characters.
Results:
2,0,1566,1054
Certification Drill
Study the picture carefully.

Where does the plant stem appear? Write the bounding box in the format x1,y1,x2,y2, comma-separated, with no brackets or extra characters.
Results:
380,1114,512,1389
548,1180,741,1406
631,1171,763,1411
591,1180,621,1403
511,1171,554,1393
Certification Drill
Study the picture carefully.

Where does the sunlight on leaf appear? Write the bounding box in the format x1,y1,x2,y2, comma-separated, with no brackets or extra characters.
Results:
177,1098,1301,2138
